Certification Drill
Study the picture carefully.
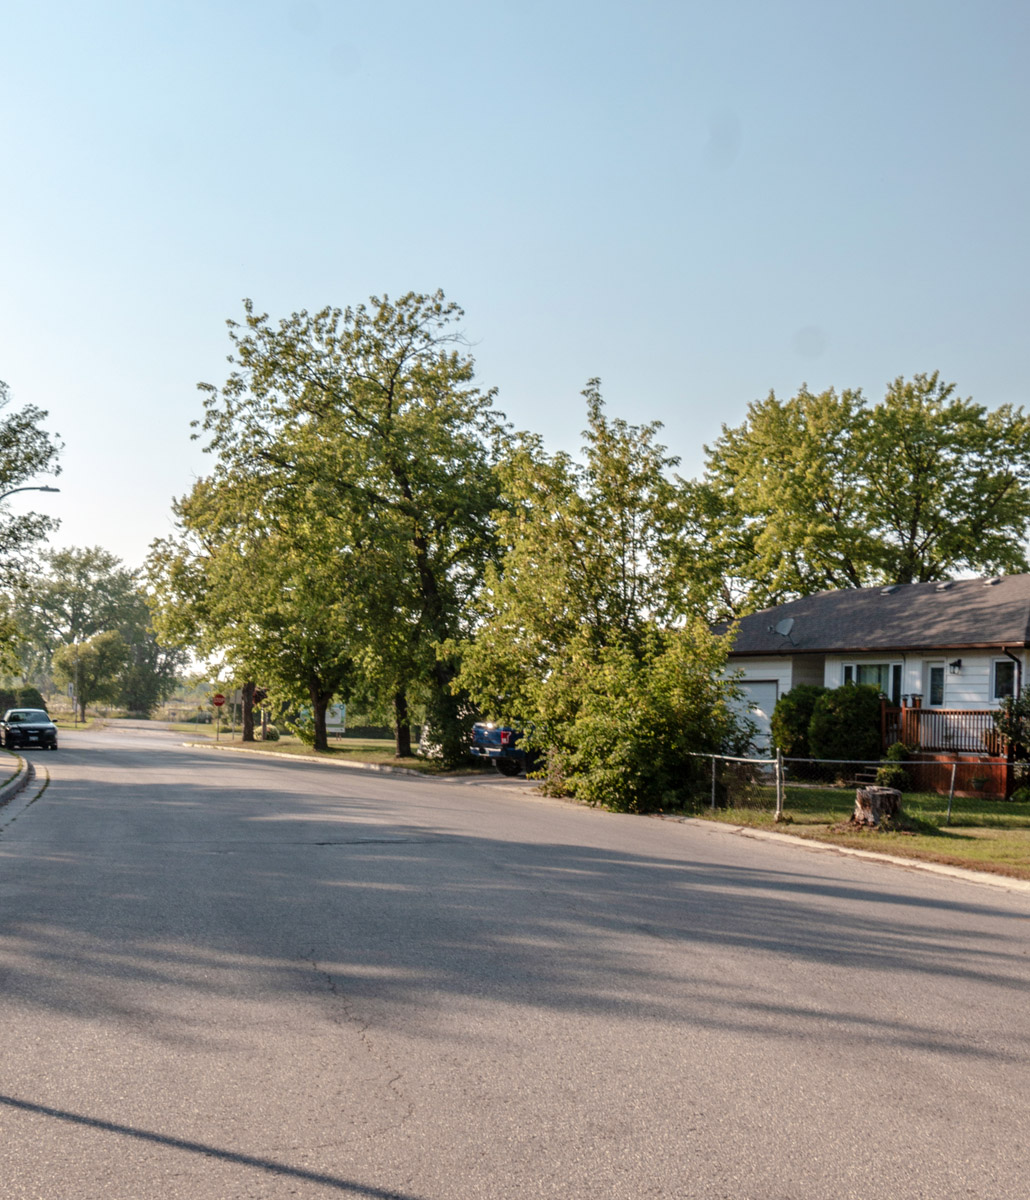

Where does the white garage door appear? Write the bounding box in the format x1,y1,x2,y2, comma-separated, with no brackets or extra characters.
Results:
740,680,778,751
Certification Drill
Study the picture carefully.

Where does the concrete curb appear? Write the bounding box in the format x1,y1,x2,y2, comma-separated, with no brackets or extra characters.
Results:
0,755,36,808
670,815,1030,896
182,740,467,779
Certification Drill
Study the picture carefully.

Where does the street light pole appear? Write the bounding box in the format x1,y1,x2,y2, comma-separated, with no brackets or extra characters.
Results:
0,485,60,503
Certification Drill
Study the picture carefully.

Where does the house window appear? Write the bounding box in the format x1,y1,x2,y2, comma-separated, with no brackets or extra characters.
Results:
994,660,1016,700
842,662,902,705
927,664,945,707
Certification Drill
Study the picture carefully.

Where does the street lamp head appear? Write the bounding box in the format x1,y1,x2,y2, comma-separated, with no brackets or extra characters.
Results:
0,484,61,502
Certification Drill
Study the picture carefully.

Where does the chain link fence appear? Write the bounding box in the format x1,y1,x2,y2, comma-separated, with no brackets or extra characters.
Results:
687,751,1010,823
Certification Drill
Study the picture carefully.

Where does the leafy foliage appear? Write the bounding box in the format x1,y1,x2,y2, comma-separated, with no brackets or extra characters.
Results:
15,546,184,716
457,385,750,810
15,546,138,675
53,631,130,719
150,291,501,758
0,380,62,589
692,373,1030,613
993,692,1030,759
0,606,22,679
149,478,358,748
874,763,910,791
0,381,62,669
770,684,828,757
807,684,882,762
532,624,750,811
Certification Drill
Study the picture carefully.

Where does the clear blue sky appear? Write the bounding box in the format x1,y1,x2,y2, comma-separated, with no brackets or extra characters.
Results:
3,0,1028,570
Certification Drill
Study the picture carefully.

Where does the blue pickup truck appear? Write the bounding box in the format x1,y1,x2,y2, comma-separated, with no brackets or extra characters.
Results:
471,722,534,776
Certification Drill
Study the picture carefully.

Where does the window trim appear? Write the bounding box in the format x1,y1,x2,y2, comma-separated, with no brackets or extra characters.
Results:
924,660,946,708
993,659,1017,702
841,661,903,706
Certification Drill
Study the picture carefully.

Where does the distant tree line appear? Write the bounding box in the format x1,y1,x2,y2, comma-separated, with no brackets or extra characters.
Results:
6,546,186,720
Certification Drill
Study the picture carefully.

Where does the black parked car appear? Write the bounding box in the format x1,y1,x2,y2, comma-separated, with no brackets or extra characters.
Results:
1,708,59,751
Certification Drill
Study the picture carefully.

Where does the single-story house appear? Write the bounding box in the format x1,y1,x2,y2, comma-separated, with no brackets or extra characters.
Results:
724,574,1030,794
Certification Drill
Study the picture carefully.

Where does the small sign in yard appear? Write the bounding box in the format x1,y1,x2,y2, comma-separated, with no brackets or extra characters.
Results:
327,703,346,734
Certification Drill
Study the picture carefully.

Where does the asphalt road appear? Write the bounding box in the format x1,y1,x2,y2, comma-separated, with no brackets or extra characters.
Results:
1,726,1027,1199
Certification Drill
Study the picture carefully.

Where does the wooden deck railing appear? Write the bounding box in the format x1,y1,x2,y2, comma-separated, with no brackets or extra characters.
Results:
882,707,1004,756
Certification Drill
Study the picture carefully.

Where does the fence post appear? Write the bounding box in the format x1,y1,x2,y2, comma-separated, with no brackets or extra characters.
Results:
711,756,717,810
946,762,957,826
775,749,784,822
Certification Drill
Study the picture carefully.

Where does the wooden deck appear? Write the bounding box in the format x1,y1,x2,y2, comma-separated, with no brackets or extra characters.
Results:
882,705,1013,797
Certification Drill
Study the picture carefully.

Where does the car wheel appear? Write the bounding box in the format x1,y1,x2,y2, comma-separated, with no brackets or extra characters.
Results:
495,758,523,777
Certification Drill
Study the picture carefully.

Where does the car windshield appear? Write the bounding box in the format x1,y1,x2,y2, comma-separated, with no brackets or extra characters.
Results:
5,710,50,723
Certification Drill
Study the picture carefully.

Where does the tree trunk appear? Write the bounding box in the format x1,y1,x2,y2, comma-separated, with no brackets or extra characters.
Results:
430,658,467,766
394,689,412,757
241,681,255,743
309,679,330,752
852,786,902,827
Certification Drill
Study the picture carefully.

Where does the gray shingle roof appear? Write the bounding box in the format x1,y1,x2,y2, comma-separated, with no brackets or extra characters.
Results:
726,575,1030,656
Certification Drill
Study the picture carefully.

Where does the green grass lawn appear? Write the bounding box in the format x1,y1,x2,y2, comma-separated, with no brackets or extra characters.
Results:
682,785,1030,880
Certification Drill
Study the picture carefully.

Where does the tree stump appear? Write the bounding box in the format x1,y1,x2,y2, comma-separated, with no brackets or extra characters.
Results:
852,786,902,828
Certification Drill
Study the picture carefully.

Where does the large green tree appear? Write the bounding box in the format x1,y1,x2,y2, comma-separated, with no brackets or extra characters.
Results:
16,546,138,661
177,290,502,761
456,384,749,809
0,381,61,670
53,631,130,721
692,373,1030,614
116,590,188,717
15,546,183,715
148,475,358,750
0,380,62,588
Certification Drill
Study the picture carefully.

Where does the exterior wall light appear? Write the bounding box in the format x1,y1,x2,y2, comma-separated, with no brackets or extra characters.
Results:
949,659,963,675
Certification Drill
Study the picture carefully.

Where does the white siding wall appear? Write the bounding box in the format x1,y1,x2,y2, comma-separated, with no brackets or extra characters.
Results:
822,650,1029,709
726,659,794,751
726,649,1029,753
789,656,826,688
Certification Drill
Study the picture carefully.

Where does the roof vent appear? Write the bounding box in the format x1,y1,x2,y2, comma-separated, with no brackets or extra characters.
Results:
983,577,1002,586
880,585,900,595
935,581,954,592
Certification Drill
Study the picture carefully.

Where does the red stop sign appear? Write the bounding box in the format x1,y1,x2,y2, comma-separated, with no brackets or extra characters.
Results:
212,693,226,707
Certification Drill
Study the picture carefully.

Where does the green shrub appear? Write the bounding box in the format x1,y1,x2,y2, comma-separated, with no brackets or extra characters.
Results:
770,684,828,757
534,624,752,813
283,709,314,744
874,763,910,790
808,683,881,762
16,686,47,711
994,692,1030,758
261,724,280,741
